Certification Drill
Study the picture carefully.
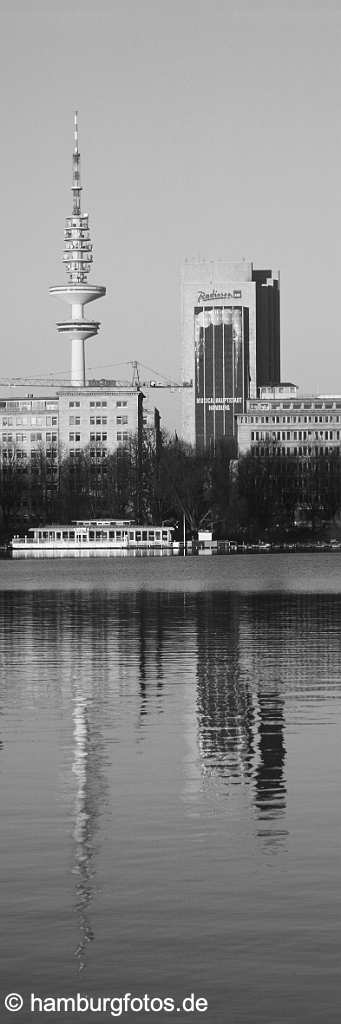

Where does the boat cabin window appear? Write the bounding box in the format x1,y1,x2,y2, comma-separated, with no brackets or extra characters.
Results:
129,531,134,540
135,531,141,542
116,530,122,539
148,531,155,541
142,531,148,541
69,531,75,539
43,531,48,539
162,530,168,541
155,531,161,540
56,532,61,540
62,531,69,539
89,531,95,540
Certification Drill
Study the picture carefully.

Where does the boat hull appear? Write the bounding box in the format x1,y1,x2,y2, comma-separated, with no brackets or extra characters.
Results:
11,541,174,558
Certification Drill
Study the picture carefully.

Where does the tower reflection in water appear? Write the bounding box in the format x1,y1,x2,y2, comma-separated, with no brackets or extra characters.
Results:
65,596,109,972
72,693,96,968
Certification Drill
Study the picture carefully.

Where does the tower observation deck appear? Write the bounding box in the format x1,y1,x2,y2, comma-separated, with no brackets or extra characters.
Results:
50,112,106,387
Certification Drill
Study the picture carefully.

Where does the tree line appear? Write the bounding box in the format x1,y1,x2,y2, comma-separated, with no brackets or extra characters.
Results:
1,432,341,543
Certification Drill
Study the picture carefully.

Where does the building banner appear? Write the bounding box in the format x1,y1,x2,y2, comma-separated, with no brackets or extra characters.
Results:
194,306,247,448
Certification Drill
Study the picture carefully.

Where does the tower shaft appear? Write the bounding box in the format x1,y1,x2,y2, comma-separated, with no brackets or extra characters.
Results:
72,338,86,387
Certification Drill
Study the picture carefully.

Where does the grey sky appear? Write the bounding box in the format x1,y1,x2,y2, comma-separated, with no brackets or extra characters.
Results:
1,0,341,430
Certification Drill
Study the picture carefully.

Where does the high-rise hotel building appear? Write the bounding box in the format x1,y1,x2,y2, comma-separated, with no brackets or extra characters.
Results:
181,259,280,448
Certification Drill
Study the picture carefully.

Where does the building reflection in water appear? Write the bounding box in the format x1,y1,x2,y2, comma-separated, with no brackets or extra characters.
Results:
115,589,289,850
194,593,287,849
195,594,256,781
134,593,165,724
253,692,286,846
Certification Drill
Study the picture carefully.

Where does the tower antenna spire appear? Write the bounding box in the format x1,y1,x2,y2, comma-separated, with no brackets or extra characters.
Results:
74,109,79,150
72,109,82,215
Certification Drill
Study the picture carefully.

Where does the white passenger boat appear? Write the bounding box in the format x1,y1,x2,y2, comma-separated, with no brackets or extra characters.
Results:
11,519,175,557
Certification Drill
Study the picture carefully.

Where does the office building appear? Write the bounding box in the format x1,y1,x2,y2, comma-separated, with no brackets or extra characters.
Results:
58,387,143,463
0,395,59,483
237,384,341,457
181,259,280,448
0,388,143,468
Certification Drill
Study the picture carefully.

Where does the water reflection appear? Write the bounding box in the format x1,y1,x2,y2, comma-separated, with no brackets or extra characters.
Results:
72,690,105,970
196,595,256,781
2,586,341,971
135,593,165,725
59,596,109,971
195,594,288,848
254,693,286,847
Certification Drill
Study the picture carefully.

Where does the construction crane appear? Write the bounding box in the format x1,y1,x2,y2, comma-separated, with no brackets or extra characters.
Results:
0,361,193,391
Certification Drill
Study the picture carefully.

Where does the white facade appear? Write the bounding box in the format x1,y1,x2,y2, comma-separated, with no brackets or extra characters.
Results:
237,389,341,458
58,387,142,460
0,387,142,471
0,396,59,477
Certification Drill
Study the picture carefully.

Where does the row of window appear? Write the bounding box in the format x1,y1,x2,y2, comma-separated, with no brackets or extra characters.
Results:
1,416,58,427
31,528,169,542
69,417,128,434
251,446,339,458
2,434,132,455
2,406,132,424
1,449,58,461
69,400,128,409
1,432,58,444
249,401,340,411
69,416,128,426
69,435,130,455
0,432,58,444
0,403,57,412
251,430,340,442
69,400,112,408
245,415,341,425
69,450,107,460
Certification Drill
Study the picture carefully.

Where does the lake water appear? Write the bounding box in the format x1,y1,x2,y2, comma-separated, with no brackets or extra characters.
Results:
1,554,341,1023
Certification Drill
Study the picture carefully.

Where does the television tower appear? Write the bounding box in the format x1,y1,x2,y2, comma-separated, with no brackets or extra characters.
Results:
50,112,106,386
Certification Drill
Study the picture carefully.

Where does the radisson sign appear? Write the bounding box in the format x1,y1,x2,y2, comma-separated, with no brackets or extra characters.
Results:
197,289,242,302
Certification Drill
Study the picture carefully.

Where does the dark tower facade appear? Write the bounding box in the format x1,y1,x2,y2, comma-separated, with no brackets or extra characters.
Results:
182,260,280,449
252,269,281,388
